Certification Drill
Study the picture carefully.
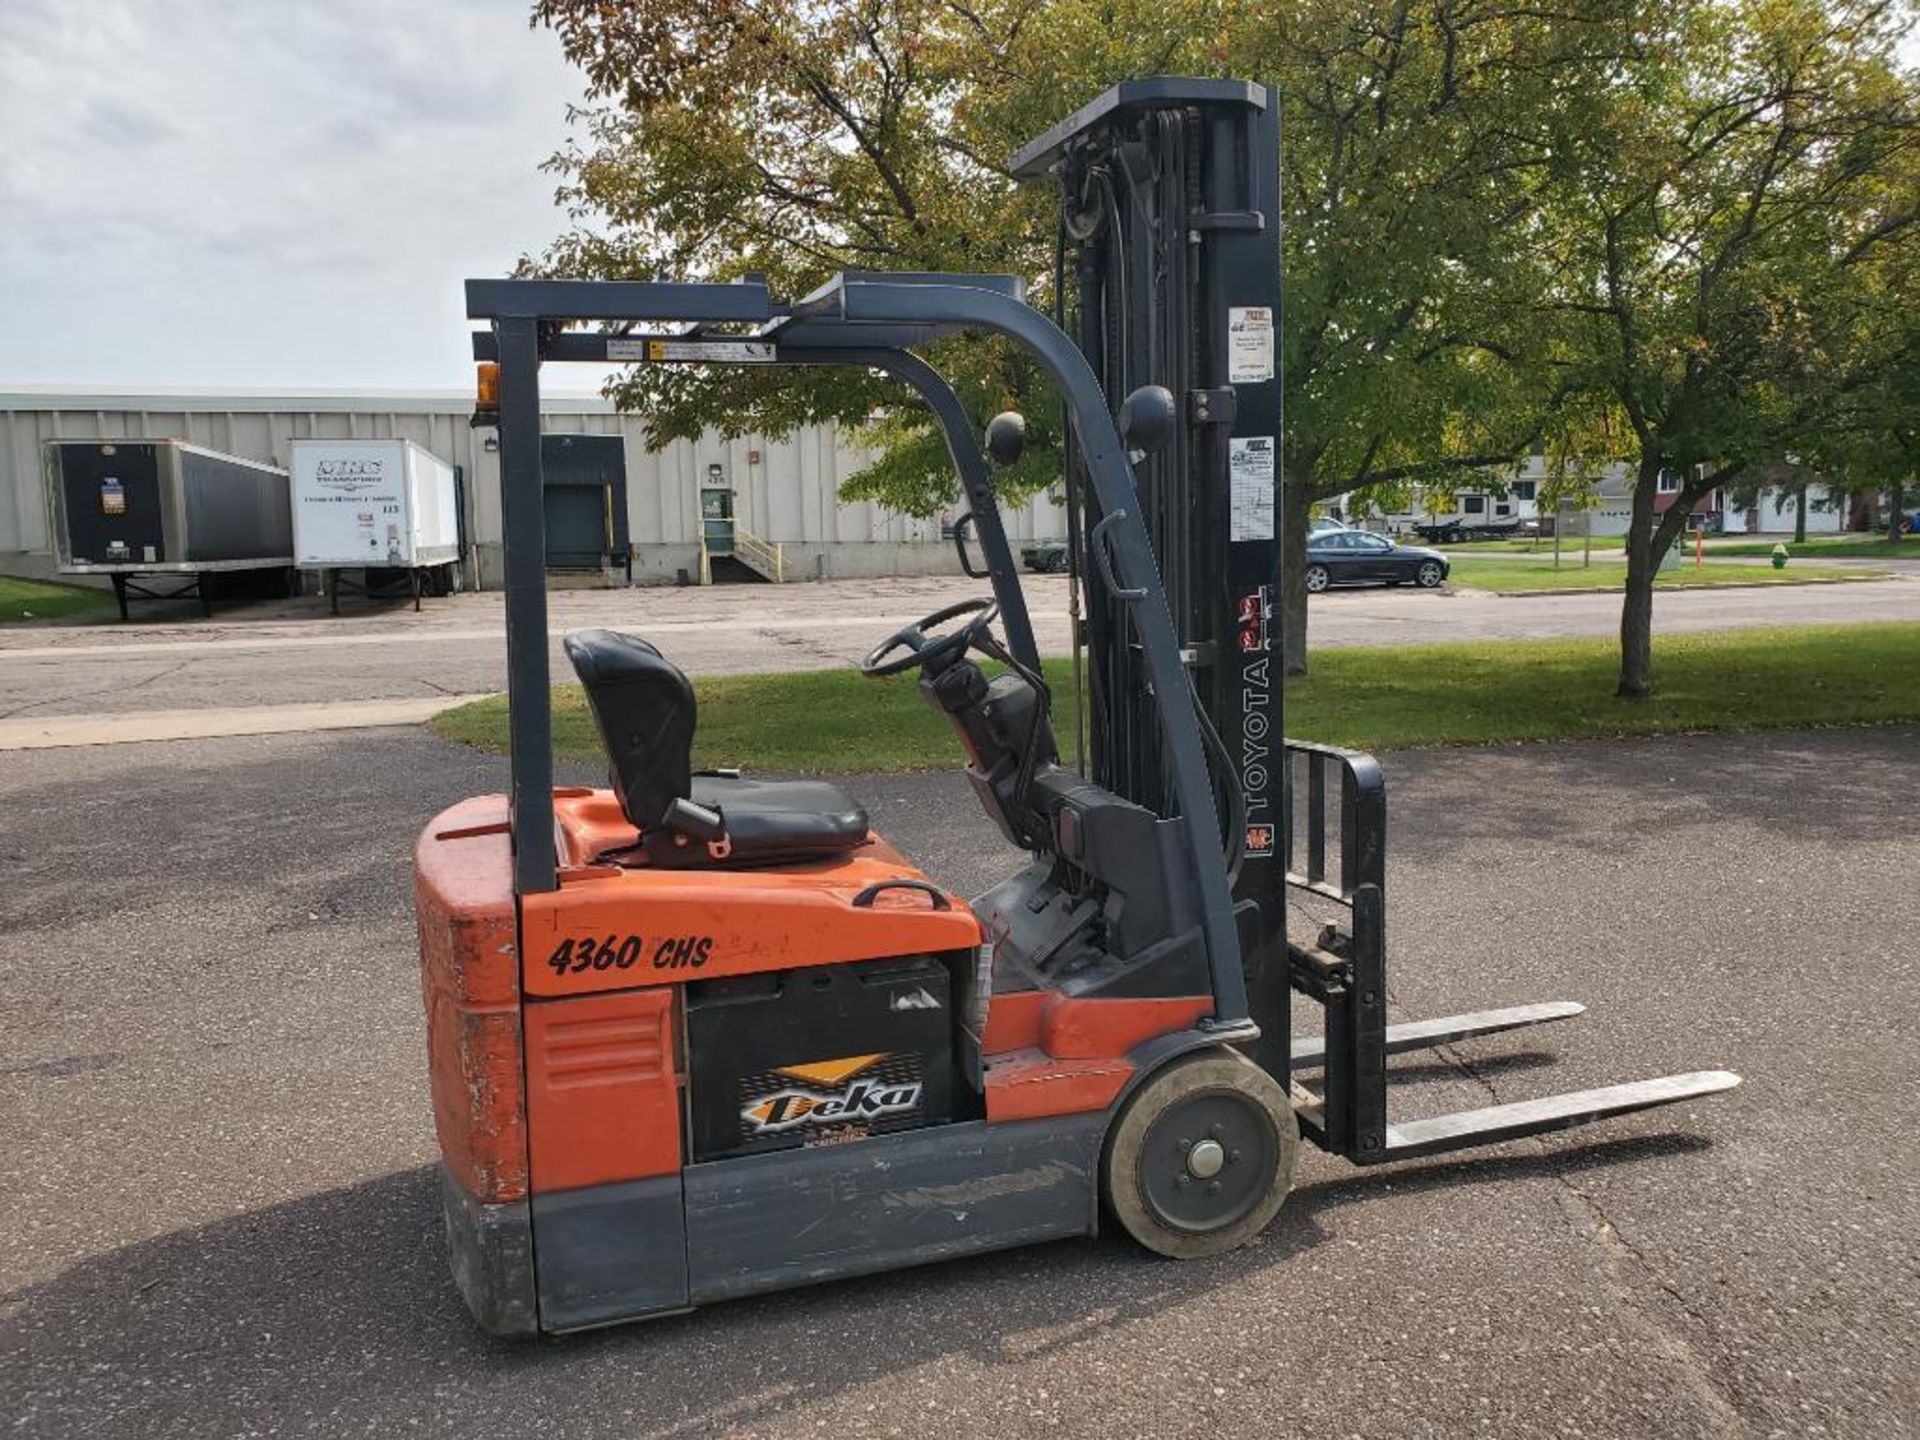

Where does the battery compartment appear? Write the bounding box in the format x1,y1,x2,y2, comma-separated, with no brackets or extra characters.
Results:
684,953,977,1162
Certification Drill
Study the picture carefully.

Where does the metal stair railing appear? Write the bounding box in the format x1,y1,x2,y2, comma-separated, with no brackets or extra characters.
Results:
732,528,786,583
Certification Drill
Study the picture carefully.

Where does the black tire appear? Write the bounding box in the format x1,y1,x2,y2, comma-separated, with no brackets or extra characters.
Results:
1416,559,1446,588
1303,564,1330,594
1103,1050,1298,1260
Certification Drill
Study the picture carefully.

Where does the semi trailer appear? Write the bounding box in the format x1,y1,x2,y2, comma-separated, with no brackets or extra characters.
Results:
43,438,294,619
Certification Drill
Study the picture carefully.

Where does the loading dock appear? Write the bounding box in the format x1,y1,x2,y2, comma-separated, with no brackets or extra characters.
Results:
540,433,630,580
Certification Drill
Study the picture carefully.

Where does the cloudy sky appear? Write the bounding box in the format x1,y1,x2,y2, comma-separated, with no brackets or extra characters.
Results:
4,6,1915,395
0,0,583,391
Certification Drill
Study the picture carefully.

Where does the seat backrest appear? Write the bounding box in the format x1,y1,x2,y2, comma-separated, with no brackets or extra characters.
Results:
562,629,694,829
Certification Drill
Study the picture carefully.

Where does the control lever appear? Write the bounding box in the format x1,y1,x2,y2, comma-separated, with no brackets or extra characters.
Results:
664,797,725,841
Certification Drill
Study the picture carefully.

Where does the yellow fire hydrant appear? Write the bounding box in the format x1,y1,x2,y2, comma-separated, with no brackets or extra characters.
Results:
1771,542,1789,570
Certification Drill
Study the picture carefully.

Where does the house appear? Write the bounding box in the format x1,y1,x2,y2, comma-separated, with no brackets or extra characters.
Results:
1341,456,1844,538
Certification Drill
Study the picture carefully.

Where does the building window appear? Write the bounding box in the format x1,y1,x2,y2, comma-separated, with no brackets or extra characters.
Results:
1512,480,1536,501
1657,469,1680,494
1462,495,1486,514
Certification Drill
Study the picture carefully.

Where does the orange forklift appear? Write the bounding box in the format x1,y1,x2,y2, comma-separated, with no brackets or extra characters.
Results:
417,80,1737,1335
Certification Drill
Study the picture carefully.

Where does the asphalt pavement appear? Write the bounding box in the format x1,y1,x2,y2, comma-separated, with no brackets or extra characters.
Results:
3,723,1916,1438
2,568,1918,726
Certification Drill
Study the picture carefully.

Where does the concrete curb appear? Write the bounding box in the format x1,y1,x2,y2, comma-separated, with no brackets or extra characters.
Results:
0,695,489,751
1456,574,1895,598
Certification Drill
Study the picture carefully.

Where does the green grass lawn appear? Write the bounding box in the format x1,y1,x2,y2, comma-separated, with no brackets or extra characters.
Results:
1444,556,1877,593
0,575,114,623
1436,533,1919,561
1435,536,1627,555
1703,534,1920,559
428,622,1920,772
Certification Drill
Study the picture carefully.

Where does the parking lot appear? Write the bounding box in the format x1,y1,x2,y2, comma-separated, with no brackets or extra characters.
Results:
3,721,1916,1438
3,568,1919,741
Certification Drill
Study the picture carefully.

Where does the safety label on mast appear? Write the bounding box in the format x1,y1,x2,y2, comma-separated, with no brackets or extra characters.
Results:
1229,436,1276,542
1227,306,1275,384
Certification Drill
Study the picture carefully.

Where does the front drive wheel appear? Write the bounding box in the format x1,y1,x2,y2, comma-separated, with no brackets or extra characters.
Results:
1103,1051,1298,1260
1416,560,1446,588
1303,564,1331,594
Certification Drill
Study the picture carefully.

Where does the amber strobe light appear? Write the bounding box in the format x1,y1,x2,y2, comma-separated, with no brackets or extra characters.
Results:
471,361,501,428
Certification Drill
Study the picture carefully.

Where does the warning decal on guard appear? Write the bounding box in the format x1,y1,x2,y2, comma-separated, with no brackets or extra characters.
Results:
606,338,777,363
1228,305,1276,383
1229,437,1276,542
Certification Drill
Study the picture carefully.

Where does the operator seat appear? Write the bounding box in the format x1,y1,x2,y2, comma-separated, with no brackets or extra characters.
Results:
563,628,869,865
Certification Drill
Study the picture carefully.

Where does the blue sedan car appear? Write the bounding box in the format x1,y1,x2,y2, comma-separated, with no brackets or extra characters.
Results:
1304,530,1450,592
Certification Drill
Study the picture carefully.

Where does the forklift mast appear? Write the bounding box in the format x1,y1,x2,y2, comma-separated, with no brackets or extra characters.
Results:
1010,81,1735,1155
1011,80,1288,1060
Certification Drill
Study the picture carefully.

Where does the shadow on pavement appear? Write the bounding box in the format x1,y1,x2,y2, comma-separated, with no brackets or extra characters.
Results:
4,1132,1708,1435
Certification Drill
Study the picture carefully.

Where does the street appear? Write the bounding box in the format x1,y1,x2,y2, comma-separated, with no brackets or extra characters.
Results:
2,569,1918,736
3,724,1916,1437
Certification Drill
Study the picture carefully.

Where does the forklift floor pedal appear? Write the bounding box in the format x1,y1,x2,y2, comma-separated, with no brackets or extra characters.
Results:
1378,1069,1742,1162
1288,1001,1586,1069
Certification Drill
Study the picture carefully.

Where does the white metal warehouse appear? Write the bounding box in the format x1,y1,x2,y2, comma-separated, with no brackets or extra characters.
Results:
0,387,1065,589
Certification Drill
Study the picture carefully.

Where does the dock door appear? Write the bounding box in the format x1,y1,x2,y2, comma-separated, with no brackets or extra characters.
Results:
540,434,628,573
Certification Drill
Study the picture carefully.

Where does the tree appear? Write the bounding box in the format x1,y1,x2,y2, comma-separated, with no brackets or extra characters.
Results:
529,0,1916,694
528,0,1067,499
1532,0,1917,695
529,0,1599,672
1798,141,1920,544
1219,2,1620,670
1828,347,1920,542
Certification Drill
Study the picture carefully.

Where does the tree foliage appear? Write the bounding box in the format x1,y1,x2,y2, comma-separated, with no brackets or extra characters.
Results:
528,0,1920,685
1528,0,1917,692
1795,131,1920,540
531,0,1270,512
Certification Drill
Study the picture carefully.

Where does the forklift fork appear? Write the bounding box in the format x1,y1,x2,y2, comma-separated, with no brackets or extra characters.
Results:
1280,739,1738,1166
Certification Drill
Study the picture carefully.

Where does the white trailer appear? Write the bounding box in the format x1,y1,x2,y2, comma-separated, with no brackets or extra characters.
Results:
289,438,462,610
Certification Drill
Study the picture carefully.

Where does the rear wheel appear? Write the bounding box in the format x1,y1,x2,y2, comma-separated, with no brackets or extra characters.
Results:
1416,560,1446,588
1103,1051,1298,1259
1303,564,1330,594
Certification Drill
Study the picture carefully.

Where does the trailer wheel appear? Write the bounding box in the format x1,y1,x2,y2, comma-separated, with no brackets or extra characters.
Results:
1103,1050,1298,1259
1303,564,1330,594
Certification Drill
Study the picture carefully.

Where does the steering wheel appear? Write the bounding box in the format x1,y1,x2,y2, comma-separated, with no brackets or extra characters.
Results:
860,597,1001,678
